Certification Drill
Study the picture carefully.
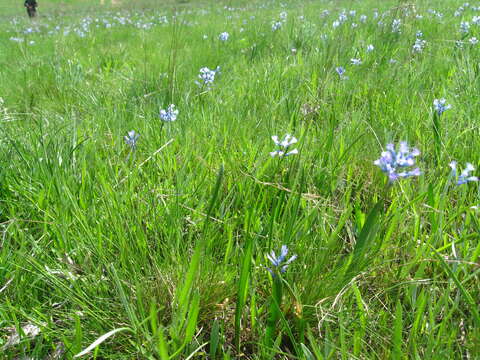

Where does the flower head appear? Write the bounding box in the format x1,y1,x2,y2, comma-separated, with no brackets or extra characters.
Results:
196,66,220,88
335,66,348,79
218,32,229,41
391,19,401,33
159,104,179,122
433,98,452,116
124,130,139,149
270,134,299,157
374,141,421,182
413,38,426,53
272,21,282,31
351,58,362,65
449,161,479,185
367,44,374,52
266,245,297,275
460,21,470,33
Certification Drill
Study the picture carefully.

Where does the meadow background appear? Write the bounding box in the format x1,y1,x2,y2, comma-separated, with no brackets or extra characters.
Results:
1,0,480,358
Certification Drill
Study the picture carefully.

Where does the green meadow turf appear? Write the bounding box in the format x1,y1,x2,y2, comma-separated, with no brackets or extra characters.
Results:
1,0,480,358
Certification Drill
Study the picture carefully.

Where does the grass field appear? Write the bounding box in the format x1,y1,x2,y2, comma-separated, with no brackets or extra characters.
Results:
1,0,480,358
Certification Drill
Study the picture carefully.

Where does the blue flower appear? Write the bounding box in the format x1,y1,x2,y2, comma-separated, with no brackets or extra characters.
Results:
413,38,426,53
124,130,139,150
374,142,421,182
159,104,178,122
195,66,220,88
449,161,479,185
335,66,348,79
270,134,299,157
266,245,297,275
433,98,452,115
350,58,362,65
391,19,401,33
218,32,229,41
272,21,282,31
460,21,470,33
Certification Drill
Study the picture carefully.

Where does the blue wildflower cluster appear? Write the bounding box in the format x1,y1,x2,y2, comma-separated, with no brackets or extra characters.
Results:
350,58,362,65
272,21,282,31
391,19,401,33
460,21,470,33
335,66,348,80
413,37,426,53
196,66,220,88
218,32,229,41
450,161,479,185
124,130,139,150
270,134,299,158
160,104,179,122
374,142,421,182
266,245,297,275
433,98,452,115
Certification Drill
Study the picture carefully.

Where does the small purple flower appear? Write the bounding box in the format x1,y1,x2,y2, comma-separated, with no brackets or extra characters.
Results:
124,130,139,150
195,66,220,88
449,161,479,185
270,134,299,157
272,21,282,31
335,66,348,80
460,21,470,33
218,32,229,41
350,58,362,65
433,98,452,116
391,19,401,33
374,141,421,182
160,104,178,122
413,38,426,53
266,245,297,275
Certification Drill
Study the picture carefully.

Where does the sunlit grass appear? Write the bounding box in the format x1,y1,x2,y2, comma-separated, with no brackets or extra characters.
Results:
1,0,480,358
